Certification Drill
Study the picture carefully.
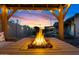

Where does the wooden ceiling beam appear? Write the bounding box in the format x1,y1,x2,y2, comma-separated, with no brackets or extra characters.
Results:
8,7,58,10
7,8,17,20
5,4,60,7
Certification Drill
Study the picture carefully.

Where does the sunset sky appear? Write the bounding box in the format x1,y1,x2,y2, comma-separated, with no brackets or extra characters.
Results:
9,10,57,27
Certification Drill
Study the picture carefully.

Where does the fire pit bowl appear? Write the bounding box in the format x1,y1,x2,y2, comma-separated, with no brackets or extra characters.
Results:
28,42,52,48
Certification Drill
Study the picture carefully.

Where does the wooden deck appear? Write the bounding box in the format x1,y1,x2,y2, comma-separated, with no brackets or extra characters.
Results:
0,38,79,55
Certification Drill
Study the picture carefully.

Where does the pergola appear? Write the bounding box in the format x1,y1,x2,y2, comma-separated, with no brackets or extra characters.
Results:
0,4,71,40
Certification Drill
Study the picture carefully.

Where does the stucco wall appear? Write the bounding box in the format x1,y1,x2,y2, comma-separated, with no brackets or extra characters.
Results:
74,16,79,37
70,24,74,36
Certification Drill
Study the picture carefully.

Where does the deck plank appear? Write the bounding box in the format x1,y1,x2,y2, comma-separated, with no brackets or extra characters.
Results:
0,38,79,55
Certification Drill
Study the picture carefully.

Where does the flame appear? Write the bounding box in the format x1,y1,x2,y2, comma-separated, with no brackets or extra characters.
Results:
32,28,47,46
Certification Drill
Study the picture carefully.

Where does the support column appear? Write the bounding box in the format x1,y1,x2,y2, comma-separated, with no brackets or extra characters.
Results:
1,5,8,39
0,14,2,31
58,18,64,40
58,8,64,40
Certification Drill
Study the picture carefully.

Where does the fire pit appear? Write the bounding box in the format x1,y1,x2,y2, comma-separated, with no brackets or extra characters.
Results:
28,28,52,48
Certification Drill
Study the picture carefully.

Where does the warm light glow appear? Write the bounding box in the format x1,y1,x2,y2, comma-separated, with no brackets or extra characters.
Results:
58,9,61,12
2,5,8,14
66,4,71,10
32,28,47,46
49,10,53,12
68,4,71,8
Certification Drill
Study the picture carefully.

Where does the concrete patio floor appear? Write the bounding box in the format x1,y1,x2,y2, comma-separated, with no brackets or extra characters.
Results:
0,38,79,55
